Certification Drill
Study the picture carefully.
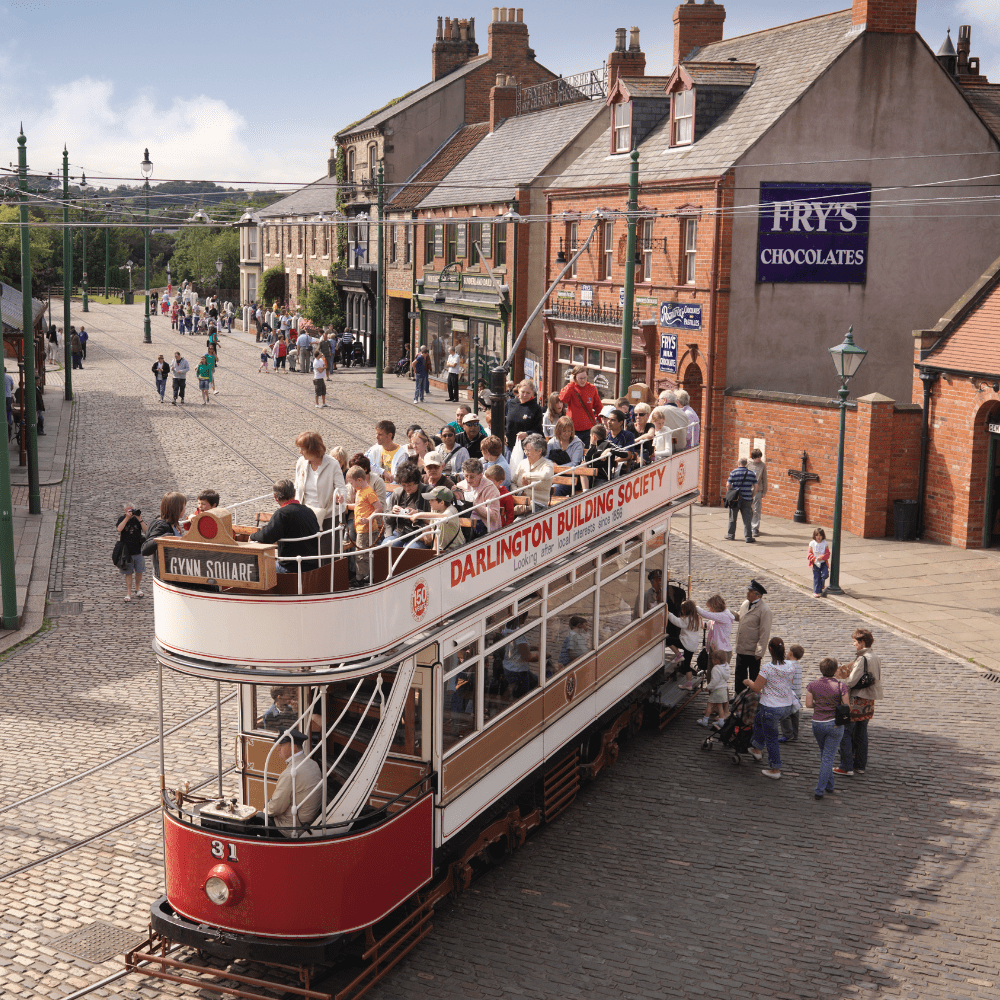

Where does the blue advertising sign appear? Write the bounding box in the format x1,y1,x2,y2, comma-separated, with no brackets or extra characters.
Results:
659,301,702,330
757,182,871,284
659,333,678,374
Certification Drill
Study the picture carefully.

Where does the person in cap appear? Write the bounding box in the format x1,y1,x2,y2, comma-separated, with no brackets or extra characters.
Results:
638,567,663,617
456,411,485,460
414,485,463,553
421,451,456,492
264,729,322,836
734,579,772,693
437,424,470,480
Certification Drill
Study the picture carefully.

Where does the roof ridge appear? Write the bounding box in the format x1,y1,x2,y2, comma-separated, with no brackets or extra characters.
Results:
699,8,850,49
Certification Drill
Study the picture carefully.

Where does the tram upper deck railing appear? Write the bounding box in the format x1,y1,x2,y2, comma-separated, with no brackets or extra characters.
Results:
152,445,700,679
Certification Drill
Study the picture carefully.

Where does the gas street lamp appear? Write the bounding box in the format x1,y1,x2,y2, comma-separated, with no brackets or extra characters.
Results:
826,325,868,595
215,256,223,315
80,171,89,312
140,148,153,344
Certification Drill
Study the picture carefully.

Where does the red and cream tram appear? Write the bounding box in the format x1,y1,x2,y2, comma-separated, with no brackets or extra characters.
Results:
128,449,700,999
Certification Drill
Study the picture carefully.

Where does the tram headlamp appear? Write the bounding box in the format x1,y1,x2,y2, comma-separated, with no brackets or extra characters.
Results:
203,864,243,907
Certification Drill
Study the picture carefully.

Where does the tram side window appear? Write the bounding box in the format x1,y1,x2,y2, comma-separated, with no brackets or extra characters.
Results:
443,660,478,751
485,623,542,721
546,594,594,677
598,564,642,644
254,684,300,733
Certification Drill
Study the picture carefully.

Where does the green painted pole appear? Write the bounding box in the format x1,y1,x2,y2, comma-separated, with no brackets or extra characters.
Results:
143,176,151,344
17,128,41,516
62,147,72,400
104,224,109,298
827,382,850,594
81,181,88,312
375,163,384,388
619,145,639,395
508,197,517,372
0,279,18,628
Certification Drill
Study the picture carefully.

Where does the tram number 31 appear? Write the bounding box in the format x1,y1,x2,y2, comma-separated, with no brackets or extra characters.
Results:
210,840,239,862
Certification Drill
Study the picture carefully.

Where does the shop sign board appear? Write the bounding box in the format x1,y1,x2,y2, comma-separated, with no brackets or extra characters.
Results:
659,333,678,374
580,285,593,304
434,224,444,257
659,302,702,330
988,422,1000,435
757,182,871,284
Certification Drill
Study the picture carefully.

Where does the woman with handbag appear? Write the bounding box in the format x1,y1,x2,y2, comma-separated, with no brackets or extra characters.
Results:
835,628,883,776
805,657,850,799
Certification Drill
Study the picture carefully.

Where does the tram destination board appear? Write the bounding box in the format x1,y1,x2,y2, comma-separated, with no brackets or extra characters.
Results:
158,538,277,590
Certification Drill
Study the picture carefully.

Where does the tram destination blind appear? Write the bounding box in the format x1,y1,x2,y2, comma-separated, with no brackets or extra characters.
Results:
159,541,277,590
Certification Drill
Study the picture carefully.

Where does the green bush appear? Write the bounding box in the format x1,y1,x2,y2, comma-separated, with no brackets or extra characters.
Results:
260,263,286,307
302,277,344,329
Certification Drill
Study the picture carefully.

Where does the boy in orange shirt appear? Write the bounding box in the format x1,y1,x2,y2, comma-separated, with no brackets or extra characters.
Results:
346,466,383,586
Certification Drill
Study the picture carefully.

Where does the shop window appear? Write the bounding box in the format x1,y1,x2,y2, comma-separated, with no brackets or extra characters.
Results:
672,88,694,146
684,219,698,284
614,101,632,153
495,222,507,266
603,222,614,280
469,222,481,265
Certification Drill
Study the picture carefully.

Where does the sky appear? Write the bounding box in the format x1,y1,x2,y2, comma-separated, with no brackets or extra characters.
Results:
1,0,996,189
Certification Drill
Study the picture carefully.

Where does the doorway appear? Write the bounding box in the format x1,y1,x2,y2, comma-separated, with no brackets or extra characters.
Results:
682,361,703,416
985,432,1000,548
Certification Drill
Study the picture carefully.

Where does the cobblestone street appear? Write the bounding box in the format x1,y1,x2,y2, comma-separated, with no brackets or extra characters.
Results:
2,303,1000,1000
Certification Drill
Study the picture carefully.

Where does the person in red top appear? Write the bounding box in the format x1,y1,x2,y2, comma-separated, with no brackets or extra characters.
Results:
485,465,516,527
559,365,603,449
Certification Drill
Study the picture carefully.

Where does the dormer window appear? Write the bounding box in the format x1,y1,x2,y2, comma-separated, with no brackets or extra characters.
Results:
614,102,632,153
672,89,694,145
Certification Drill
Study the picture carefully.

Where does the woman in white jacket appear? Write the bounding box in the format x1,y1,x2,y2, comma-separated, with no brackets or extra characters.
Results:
293,432,345,554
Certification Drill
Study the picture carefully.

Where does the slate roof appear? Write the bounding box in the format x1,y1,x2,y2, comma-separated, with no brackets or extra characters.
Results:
963,84,1000,140
919,253,1000,376
257,176,340,220
417,101,604,209
617,77,673,99
388,123,491,212
683,62,758,88
551,10,857,188
336,56,490,139
1,281,45,333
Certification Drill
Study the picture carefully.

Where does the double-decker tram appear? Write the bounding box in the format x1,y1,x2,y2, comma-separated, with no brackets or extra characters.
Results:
127,446,701,1000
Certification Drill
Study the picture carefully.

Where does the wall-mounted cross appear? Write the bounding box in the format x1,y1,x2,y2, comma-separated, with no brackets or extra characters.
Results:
788,451,820,524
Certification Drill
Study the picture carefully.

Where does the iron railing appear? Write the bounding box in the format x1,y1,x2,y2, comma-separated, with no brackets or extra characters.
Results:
517,66,607,115
550,300,640,328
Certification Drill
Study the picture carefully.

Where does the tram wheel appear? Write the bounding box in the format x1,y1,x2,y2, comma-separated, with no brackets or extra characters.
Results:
701,739,712,751
732,754,741,766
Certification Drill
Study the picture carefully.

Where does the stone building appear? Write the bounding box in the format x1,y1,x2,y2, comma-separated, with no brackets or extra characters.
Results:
236,211,261,306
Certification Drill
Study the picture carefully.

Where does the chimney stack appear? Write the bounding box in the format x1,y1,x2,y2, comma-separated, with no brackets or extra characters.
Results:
608,25,646,86
432,12,481,80
488,5,532,78
673,1,726,67
850,0,917,34
490,76,518,132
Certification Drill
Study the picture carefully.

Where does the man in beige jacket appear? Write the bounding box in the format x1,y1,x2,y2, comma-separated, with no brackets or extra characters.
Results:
735,578,772,693
265,730,322,836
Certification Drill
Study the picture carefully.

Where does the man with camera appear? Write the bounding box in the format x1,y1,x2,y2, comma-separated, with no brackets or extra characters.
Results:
115,503,147,603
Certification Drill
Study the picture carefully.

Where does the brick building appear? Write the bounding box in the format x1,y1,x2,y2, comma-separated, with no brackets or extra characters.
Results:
544,0,1000,537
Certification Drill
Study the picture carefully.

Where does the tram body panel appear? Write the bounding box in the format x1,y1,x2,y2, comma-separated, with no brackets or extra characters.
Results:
162,795,434,938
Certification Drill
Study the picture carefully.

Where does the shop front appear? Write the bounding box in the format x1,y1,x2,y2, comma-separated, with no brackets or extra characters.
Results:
334,265,376,364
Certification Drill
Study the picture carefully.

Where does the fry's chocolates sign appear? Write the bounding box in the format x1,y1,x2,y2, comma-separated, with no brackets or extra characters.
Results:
757,182,871,284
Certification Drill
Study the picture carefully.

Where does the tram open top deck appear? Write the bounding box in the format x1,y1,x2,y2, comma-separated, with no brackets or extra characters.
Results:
152,449,699,681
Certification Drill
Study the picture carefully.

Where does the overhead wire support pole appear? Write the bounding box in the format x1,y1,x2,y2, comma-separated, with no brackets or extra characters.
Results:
376,163,384,389
62,147,72,401
17,128,41,516
619,145,639,393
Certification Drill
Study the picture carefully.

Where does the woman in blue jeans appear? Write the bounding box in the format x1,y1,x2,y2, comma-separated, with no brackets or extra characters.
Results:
743,636,797,780
806,658,849,799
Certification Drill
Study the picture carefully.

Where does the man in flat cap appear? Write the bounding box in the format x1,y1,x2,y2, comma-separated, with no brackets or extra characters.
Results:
734,579,771,694
265,729,322,837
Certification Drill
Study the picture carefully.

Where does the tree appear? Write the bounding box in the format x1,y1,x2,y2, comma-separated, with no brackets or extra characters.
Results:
169,226,239,293
0,206,55,296
259,263,286,307
301,277,344,330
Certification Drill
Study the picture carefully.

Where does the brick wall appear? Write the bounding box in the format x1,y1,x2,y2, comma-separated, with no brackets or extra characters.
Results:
673,2,727,66
721,390,921,537
851,0,917,33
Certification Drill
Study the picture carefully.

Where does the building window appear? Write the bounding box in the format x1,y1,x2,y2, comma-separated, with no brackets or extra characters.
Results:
248,228,258,261
673,89,694,146
603,221,614,281
347,149,355,183
247,273,257,302
322,225,329,256
641,219,653,283
469,222,481,265
406,224,413,264
285,225,291,255
298,225,304,255
368,144,377,182
446,223,457,265
614,102,631,153
310,227,316,256
263,228,269,255
495,222,507,266
684,219,697,284
389,224,397,263
569,222,579,278
425,222,435,265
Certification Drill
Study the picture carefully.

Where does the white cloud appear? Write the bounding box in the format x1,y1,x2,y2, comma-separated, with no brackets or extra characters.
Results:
1,76,320,187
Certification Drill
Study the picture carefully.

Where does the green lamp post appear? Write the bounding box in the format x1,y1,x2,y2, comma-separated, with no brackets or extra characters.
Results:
80,171,89,312
141,148,152,344
826,325,868,595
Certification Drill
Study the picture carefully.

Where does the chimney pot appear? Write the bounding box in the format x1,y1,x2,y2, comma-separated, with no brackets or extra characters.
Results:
629,26,641,51
499,7,507,21
615,27,626,51
497,73,505,86
469,16,475,41
436,15,443,40
516,7,523,21
451,18,459,39
492,6,499,21
508,7,515,21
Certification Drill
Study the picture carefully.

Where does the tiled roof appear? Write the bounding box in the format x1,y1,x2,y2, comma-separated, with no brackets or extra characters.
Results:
418,101,604,209
618,77,673,99
920,254,1000,376
336,56,490,138
258,177,340,220
683,62,758,88
962,84,1000,140
0,281,45,332
551,10,856,188
388,124,491,212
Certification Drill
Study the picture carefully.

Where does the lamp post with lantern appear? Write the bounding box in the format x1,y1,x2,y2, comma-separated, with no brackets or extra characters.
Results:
140,148,153,344
80,171,89,312
215,257,223,315
826,325,868,595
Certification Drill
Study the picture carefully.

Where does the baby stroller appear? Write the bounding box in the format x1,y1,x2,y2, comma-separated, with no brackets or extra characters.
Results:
350,342,367,367
700,687,759,765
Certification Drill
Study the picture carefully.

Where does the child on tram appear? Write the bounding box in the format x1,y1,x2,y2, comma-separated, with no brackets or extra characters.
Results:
697,650,731,728
668,600,702,690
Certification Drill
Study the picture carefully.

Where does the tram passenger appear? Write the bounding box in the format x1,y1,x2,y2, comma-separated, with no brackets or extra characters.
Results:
584,425,615,485
505,380,545,451
503,641,539,698
456,459,500,537
437,426,469,481
365,420,406,485
481,436,511,489
260,686,299,732
384,463,430,546
197,489,220,512
557,616,590,669
265,729,323,836
421,452,456,493
456,412,486,460
511,434,554,515
485,464,516,528
345,466,383,585
249,480,320,574
141,492,187,577
547,417,585,497
293,431,344,539
413,486,464,553
639,568,663,616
